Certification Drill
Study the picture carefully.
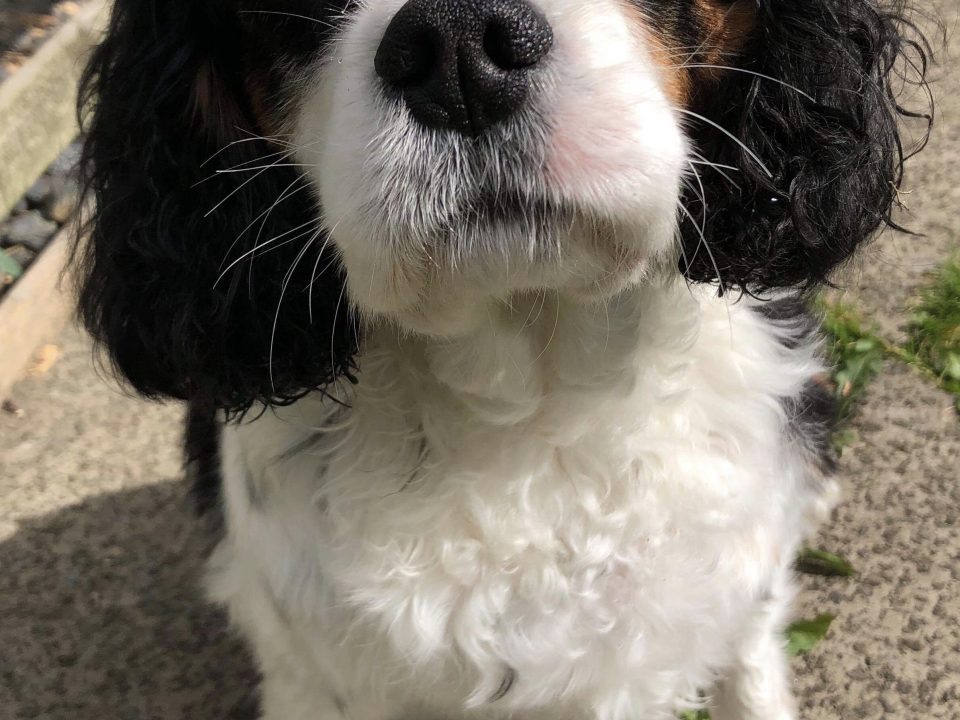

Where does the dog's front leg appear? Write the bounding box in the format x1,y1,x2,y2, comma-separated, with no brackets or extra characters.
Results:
259,666,349,720
247,611,400,720
259,664,395,720
708,577,797,720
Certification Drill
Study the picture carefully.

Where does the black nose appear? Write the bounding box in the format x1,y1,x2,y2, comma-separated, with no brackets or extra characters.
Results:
374,0,553,136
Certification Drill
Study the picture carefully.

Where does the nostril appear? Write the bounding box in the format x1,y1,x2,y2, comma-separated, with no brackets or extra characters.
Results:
481,11,553,71
482,22,518,70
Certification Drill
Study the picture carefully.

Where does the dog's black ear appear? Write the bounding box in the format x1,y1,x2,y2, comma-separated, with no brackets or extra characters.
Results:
75,0,357,413
681,0,932,291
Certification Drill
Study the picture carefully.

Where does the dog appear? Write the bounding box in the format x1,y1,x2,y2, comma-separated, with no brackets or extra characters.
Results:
72,0,930,718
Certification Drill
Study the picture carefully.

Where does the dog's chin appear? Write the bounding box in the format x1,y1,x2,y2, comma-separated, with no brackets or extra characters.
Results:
337,199,671,338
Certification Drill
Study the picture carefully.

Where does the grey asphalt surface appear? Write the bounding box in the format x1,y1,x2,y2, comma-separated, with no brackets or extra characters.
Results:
1,5,959,719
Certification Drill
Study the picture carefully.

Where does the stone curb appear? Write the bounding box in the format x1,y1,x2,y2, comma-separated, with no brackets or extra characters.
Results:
0,226,77,401
0,0,107,218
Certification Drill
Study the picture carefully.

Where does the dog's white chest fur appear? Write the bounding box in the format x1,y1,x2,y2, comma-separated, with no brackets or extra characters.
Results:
210,279,825,720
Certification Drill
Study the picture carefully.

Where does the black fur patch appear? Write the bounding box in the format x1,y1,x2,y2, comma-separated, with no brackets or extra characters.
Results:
679,0,932,292
787,378,839,475
74,0,359,416
184,401,224,518
755,296,838,473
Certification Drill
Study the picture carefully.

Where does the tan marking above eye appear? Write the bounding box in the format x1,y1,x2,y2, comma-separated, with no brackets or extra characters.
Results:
619,0,757,108
615,0,692,107
694,0,756,67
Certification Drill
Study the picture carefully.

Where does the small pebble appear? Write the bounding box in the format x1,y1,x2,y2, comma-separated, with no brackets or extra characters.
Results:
3,244,36,269
48,142,83,176
1,212,57,252
43,177,80,223
25,177,53,208
11,198,28,215
1,399,24,418
13,32,40,54
900,636,923,652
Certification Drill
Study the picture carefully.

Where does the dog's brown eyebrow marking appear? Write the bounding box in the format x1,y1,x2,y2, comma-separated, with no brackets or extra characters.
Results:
692,0,755,67
626,0,756,107
617,0,692,105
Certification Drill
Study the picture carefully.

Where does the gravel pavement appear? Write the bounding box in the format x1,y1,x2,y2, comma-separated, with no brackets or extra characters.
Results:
1,6,959,719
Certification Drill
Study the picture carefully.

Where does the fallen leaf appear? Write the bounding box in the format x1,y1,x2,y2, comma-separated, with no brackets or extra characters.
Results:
796,548,856,577
28,344,61,376
1,399,25,418
786,614,835,656
0,248,24,284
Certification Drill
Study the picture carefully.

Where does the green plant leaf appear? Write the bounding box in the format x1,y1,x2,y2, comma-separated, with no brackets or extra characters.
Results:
818,299,887,423
906,258,960,398
679,710,711,720
831,428,858,456
0,248,24,282
786,614,835,656
944,353,960,381
796,548,856,577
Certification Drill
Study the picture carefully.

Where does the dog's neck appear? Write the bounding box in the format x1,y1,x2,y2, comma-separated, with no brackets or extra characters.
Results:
352,278,702,434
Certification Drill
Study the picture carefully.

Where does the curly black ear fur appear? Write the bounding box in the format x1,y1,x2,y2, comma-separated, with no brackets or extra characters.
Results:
74,0,358,414
680,0,933,291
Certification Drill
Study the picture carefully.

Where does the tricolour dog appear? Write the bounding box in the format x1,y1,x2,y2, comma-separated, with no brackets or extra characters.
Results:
73,0,930,717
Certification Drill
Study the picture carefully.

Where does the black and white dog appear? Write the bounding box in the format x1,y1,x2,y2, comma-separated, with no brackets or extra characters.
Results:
74,0,929,717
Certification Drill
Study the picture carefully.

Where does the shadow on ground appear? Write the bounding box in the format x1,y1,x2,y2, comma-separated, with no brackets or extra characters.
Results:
0,479,260,720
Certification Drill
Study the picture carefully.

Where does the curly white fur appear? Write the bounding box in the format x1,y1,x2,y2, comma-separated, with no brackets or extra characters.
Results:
207,1,836,718
209,278,831,720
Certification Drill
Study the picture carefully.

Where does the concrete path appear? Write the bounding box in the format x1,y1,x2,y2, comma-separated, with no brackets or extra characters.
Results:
0,325,260,719
1,6,959,719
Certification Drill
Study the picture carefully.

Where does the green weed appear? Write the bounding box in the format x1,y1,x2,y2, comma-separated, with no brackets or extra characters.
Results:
818,300,886,432
907,258,960,404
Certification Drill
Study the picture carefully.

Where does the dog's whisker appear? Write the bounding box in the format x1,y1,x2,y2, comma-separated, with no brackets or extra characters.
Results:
216,163,314,174
217,174,311,273
246,175,317,295
269,233,320,392
215,221,319,288
240,9,342,31
687,149,742,191
309,215,348,324
204,163,279,217
193,149,296,188
685,160,708,239
676,108,773,179
676,65,816,102
200,136,287,168
677,202,723,291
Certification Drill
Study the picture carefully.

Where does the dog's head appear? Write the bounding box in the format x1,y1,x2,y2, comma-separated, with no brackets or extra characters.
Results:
75,0,930,411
